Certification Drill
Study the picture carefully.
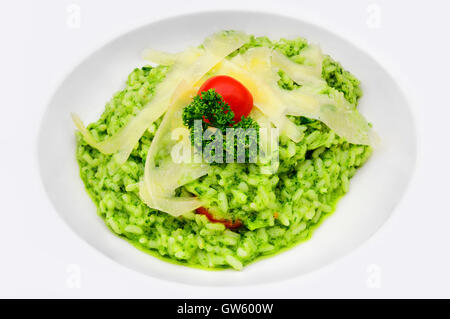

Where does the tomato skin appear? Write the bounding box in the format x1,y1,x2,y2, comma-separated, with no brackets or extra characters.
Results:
198,75,253,123
196,207,242,229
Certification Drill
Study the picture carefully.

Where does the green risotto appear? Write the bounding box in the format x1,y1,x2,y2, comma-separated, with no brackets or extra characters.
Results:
76,35,372,270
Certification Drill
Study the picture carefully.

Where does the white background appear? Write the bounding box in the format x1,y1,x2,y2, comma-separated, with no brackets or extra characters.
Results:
1,0,449,298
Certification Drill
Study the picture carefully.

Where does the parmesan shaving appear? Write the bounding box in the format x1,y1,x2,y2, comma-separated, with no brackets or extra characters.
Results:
72,31,249,164
272,49,325,86
213,47,374,145
139,83,209,216
142,49,178,65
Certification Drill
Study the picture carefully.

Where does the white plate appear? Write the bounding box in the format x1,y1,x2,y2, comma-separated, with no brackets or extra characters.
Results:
38,11,417,286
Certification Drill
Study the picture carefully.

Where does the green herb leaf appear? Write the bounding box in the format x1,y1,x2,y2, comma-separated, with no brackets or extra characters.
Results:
182,89,259,163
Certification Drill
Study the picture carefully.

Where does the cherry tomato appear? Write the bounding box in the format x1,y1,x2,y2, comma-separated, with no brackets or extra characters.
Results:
198,75,253,123
196,207,242,229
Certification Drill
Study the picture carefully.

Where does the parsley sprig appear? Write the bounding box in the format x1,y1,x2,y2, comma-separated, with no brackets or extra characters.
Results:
182,89,259,163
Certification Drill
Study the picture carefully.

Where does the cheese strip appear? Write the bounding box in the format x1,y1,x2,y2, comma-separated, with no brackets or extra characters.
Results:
73,31,249,164
272,49,325,86
142,49,178,65
213,47,374,145
139,83,209,216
